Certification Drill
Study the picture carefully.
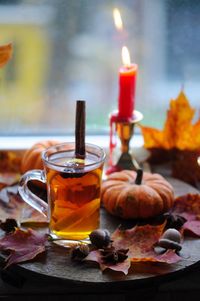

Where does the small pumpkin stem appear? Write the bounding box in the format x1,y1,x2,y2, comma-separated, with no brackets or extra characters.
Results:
135,168,143,185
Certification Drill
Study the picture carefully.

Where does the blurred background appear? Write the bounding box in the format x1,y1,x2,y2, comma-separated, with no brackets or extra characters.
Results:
0,0,199,135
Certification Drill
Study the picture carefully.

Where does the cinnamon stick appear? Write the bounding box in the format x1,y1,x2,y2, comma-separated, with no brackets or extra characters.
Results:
75,100,86,159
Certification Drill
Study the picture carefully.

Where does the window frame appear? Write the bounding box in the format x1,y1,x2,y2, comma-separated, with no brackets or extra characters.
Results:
0,134,144,150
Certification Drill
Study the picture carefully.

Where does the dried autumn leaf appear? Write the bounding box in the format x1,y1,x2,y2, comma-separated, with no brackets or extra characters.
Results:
112,223,181,264
172,194,200,236
172,149,200,187
182,221,200,237
85,223,181,274
85,250,131,275
173,194,200,221
141,91,200,151
0,173,20,190
0,188,23,222
0,228,47,268
0,150,23,173
0,187,47,224
0,43,12,68
164,91,195,149
140,127,164,149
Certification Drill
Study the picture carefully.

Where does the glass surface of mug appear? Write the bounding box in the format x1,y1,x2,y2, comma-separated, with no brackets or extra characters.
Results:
18,142,106,241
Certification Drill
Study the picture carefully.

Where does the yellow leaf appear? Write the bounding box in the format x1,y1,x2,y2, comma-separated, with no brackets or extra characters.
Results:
141,91,200,150
141,127,164,149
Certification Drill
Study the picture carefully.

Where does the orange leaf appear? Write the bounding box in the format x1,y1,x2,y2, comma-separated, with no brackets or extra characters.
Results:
0,43,12,68
85,222,182,275
112,223,181,264
141,91,200,150
141,127,164,149
191,119,200,148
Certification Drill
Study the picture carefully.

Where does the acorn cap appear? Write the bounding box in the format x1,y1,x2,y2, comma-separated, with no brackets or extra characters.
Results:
162,228,181,243
158,238,182,251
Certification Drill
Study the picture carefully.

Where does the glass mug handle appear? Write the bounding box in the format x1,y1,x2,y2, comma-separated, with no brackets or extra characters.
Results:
18,170,48,218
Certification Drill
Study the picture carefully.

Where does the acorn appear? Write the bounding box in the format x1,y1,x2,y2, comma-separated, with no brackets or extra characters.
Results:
0,218,18,234
71,244,89,261
89,229,111,249
157,228,182,251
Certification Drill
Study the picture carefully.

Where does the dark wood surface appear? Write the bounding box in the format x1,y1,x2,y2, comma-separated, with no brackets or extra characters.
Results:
1,177,199,293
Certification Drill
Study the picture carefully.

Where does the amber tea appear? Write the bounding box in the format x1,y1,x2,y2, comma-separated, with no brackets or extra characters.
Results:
46,152,104,240
18,142,106,242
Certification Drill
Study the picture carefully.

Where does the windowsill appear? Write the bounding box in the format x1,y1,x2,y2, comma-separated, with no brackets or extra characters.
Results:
0,134,144,150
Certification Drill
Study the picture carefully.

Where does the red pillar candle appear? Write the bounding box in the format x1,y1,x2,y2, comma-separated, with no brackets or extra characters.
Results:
118,46,138,120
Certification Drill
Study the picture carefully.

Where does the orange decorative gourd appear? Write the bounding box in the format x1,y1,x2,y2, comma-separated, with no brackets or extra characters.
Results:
21,140,59,173
101,169,174,219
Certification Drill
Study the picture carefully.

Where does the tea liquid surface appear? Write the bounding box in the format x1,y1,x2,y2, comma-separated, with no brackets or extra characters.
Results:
46,151,103,240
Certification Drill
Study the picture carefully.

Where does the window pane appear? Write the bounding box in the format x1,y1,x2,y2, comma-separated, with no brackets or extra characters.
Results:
0,0,199,135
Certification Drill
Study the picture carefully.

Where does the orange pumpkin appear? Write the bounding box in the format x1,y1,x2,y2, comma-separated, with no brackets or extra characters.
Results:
101,169,174,219
21,140,59,173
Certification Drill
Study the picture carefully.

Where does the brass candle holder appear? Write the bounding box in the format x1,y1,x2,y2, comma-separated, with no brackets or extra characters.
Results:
107,110,143,173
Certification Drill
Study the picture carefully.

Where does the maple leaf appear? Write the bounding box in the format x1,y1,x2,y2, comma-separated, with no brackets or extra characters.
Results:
85,223,181,274
141,91,200,151
0,43,12,68
84,250,131,275
172,194,200,236
0,228,47,268
112,223,181,264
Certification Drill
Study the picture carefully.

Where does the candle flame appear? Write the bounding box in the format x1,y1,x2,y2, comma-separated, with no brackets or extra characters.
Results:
122,46,131,66
113,8,123,31
197,156,200,166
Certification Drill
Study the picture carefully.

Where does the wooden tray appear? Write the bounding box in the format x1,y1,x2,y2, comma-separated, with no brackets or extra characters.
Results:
1,178,200,291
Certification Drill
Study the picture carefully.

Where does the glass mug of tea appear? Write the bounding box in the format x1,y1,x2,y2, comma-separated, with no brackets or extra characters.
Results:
18,142,106,241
